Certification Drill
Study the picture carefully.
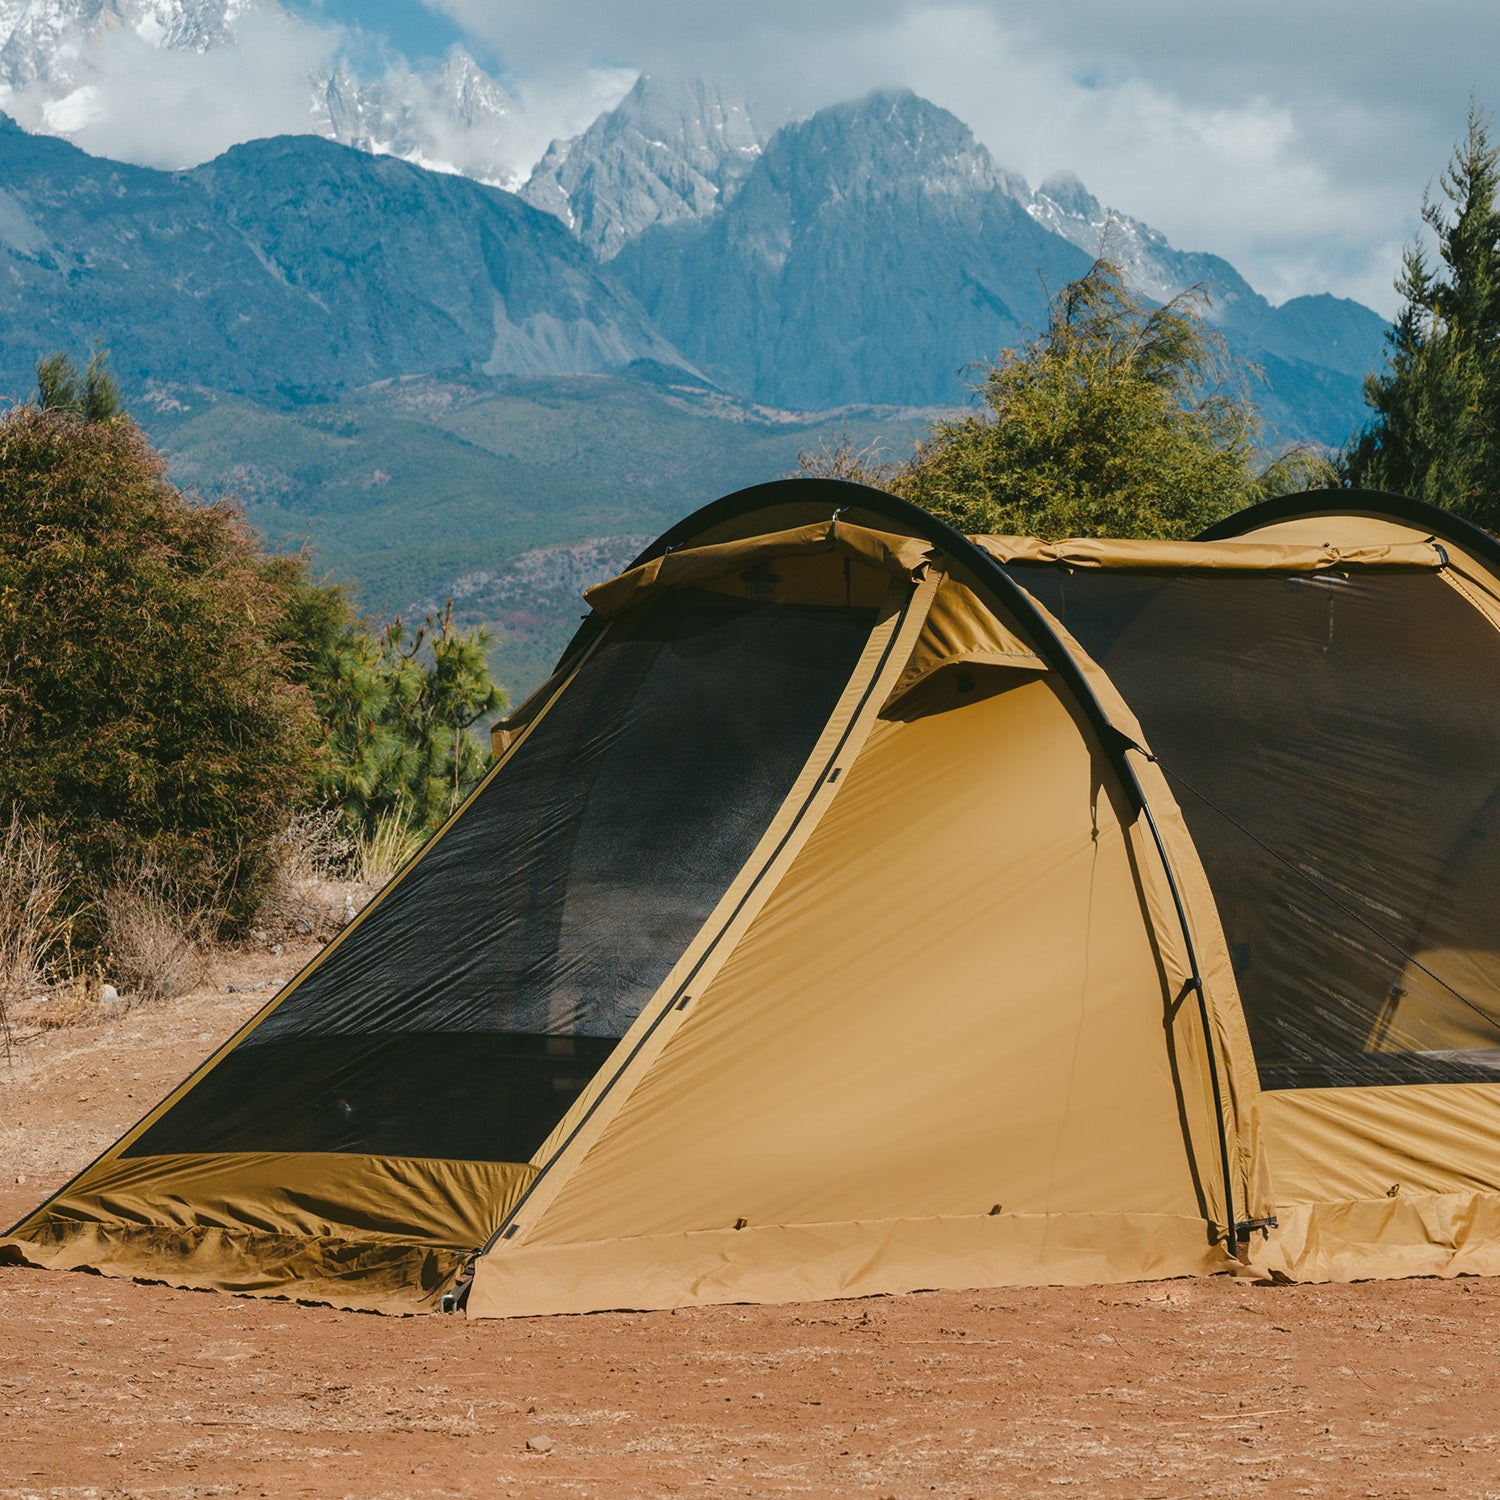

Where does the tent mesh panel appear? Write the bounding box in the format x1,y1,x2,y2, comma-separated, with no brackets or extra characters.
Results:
1008,564,1500,1090
126,588,875,1162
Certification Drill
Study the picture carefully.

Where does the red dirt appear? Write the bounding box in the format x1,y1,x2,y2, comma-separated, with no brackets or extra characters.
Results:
4,946,1500,1498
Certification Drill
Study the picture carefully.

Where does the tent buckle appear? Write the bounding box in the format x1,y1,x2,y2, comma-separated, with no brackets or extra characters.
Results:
1234,1216,1278,1238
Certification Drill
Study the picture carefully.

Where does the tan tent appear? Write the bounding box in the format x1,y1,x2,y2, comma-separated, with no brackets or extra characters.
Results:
9,478,1500,1316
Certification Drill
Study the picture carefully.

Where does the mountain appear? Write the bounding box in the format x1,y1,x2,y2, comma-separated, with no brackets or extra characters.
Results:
0,115,684,401
521,74,764,259
599,88,1384,443
611,89,1091,411
1025,170,1261,316
0,0,528,186
313,47,521,190
0,0,250,93
1026,170,1387,391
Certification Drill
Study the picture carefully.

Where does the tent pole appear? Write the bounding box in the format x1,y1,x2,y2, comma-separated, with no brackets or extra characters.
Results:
1135,790,1239,1255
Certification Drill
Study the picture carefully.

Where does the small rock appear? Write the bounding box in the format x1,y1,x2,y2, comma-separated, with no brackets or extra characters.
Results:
295,919,313,936
525,1434,553,1453
15,1173,24,1185
98,983,120,1007
250,928,269,944
269,943,283,956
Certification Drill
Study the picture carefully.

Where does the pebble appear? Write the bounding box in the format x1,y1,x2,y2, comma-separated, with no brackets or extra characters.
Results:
526,1434,554,1453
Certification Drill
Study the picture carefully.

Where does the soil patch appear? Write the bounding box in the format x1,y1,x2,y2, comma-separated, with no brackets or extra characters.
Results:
4,945,1499,1498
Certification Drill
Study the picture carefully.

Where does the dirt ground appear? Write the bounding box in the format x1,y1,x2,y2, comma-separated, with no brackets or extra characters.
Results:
4,946,1500,1499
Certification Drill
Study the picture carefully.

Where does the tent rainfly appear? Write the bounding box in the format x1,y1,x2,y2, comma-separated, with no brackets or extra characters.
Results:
10,478,1500,1317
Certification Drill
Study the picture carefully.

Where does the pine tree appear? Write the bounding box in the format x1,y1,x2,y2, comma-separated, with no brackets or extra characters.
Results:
1345,104,1500,525
285,582,507,839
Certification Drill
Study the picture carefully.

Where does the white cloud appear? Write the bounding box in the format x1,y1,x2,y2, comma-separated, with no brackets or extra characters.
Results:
1,6,343,169
501,66,638,171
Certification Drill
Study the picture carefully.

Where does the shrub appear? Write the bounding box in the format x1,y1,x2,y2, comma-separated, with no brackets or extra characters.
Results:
0,405,318,930
94,853,221,1007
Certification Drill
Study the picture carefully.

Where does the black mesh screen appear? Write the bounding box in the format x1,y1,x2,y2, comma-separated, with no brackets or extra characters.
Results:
1008,564,1500,1090
128,588,875,1161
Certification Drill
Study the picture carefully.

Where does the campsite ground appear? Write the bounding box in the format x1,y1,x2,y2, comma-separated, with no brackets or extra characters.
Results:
3,944,1498,1499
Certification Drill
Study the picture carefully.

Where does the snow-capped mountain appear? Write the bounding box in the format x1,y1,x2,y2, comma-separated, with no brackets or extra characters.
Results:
314,48,520,189
522,74,764,260
0,9,1390,445
0,0,251,89
1024,170,1257,313
611,88,1084,410
0,0,526,184
606,87,1388,435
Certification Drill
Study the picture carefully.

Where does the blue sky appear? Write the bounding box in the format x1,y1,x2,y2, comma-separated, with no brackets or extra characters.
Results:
288,0,471,66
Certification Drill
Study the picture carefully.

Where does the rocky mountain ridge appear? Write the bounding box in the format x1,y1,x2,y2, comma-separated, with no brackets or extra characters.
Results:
610,87,1086,412
598,88,1385,438
0,14,1390,446
521,74,764,259
0,115,684,400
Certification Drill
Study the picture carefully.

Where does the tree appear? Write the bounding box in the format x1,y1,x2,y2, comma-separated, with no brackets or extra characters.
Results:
1344,104,1500,525
0,363,506,945
805,258,1329,538
36,347,125,424
275,570,507,839
0,404,317,924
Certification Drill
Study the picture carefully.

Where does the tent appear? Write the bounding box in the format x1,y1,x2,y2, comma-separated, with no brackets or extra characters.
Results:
9,477,1500,1316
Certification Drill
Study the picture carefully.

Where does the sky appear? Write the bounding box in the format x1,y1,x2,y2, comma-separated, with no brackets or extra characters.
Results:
9,0,1497,316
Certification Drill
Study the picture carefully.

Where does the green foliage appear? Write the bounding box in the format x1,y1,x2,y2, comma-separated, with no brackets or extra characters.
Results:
0,377,506,952
1344,104,1500,526
813,258,1330,538
36,347,125,425
0,405,317,927
289,581,507,840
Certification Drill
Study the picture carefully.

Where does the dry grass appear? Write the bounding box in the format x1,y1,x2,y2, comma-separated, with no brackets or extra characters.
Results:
353,806,424,886
255,806,394,944
94,856,221,1009
0,816,75,1057
0,806,411,1044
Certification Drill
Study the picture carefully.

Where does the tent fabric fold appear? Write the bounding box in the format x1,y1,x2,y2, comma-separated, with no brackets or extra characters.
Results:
10,479,1500,1316
583,518,933,616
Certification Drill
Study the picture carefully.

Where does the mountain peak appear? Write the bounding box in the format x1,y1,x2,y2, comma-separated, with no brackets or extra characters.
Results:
1035,171,1099,221
753,86,1027,207
521,74,763,260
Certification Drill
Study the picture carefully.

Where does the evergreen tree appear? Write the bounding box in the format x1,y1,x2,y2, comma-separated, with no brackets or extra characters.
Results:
36,347,125,424
808,258,1328,538
278,573,507,839
1344,104,1500,525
